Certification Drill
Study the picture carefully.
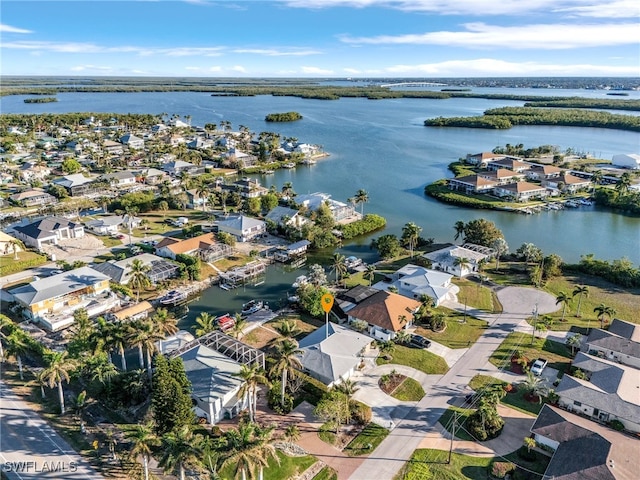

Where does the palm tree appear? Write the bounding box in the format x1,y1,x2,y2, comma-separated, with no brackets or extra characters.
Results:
590,169,603,194
394,329,411,345
195,183,209,212
153,307,178,352
159,425,203,480
401,222,422,258
41,351,77,414
330,253,347,286
230,314,247,340
109,321,129,371
616,172,632,195
4,331,30,380
364,264,376,286
193,312,217,337
234,363,269,423
0,315,13,361
284,424,300,443
127,319,152,370
271,338,303,406
354,189,369,216
594,303,616,329
125,423,159,480
572,285,589,318
566,333,583,356
453,256,471,278
555,291,572,322
521,372,549,403
334,378,359,399
6,238,25,260
490,238,509,272
453,220,465,242
128,259,151,302
274,319,300,339
219,422,279,480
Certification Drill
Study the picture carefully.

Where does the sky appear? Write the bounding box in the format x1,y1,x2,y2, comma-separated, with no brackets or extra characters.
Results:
1,0,639,78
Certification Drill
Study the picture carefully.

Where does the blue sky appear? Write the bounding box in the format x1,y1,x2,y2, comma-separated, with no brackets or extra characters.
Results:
1,0,639,77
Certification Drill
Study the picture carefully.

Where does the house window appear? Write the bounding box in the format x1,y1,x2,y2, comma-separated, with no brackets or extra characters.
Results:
573,401,582,407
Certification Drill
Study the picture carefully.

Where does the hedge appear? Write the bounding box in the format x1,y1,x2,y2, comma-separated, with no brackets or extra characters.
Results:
338,214,386,239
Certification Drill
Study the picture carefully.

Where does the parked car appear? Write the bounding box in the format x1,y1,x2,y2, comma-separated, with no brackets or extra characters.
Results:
410,334,432,349
530,358,548,376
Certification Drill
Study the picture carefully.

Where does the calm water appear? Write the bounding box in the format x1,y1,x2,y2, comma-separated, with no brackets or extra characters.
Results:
2,89,639,322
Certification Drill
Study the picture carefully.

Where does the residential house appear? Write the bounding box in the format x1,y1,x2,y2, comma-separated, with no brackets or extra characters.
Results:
215,215,266,242
335,285,380,318
157,330,195,355
223,177,268,199
347,290,421,341
155,232,232,261
294,192,355,222
8,266,119,331
265,206,308,229
13,216,85,251
478,168,524,185
119,133,144,150
583,320,640,369
423,244,491,278
465,152,502,167
555,352,640,433
298,323,372,387
0,231,23,257
52,174,100,196
187,136,215,150
19,162,51,182
376,263,454,306
177,344,249,425
493,182,549,202
109,301,154,322
526,164,563,181
185,189,207,209
84,215,127,236
542,173,591,193
9,189,58,208
530,404,637,480
485,157,530,172
135,167,167,185
100,171,137,188
162,160,196,176
447,175,497,194
92,253,180,285
102,140,124,156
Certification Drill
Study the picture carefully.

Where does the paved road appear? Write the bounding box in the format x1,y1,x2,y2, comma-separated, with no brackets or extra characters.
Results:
347,286,556,480
0,381,104,480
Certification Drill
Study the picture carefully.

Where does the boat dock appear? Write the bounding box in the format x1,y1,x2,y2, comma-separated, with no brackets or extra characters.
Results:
218,260,267,289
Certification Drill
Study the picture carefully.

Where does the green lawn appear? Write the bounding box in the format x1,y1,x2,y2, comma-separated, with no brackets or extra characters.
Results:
395,448,492,480
489,332,572,375
452,278,496,312
376,345,449,374
438,407,475,441
0,250,48,276
219,451,316,480
468,374,544,416
415,313,488,349
391,377,425,402
312,466,338,480
343,423,390,457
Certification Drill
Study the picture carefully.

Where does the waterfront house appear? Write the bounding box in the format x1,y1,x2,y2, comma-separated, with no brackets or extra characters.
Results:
583,320,640,369
8,266,119,331
554,352,640,433
215,215,266,242
265,206,308,229
223,177,268,199
109,301,154,322
155,232,231,261
525,164,563,181
335,285,380,318
177,344,249,425
485,157,530,172
294,192,355,222
542,173,591,193
9,189,57,208
447,175,497,194
298,323,372,387
347,290,421,341
423,244,490,278
92,253,180,285
13,216,85,252
493,182,549,202
478,168,524,185
530,404,636,480
377,263,454,306
465,152,502,167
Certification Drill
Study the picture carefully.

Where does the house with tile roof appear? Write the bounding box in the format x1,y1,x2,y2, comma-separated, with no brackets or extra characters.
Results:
13,216,85,252
9,189,58,208
525,164,563,181
155,232,232,261
465,152,502,167
447,175,497,194
375,263,454,306
493,182,549,202
555,352,640,433
485,157,531,173
347,290,421,341
423,244,491,278
177,344,249,425
298,323,372,387
215,215,266,242
478,168,525,185
8,266,119,331
543,173,592,193
530,404,637,480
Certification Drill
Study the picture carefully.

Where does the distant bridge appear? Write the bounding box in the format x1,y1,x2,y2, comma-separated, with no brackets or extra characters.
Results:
378,82,448,88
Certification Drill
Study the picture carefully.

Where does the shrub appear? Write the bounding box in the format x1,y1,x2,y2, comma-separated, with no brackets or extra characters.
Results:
517,445,537,461
610,419,625,431
267,381,294,414
297,371,329,405
490,461,515,479
350,400,372,425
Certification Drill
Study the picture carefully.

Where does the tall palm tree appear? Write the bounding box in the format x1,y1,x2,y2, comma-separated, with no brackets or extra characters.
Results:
555,291,572,322
572,285,590,318
616,172,632,195
364,264,376,286
330,253,347,286
230,314,247,340
193,312,217,337
594,303,616,329
453,256,471,278
153,307,178,352
125,423,159,480
235,363,269,423
590,169,603,194
195,183,209,212
128,259,152,302
109,321,129,371
271,338,303,406
127,320,150,370
5,331,30,380
354,189,369,216
159,425,203,480
453,220,465,242
566,333,583,356
219,422,279,480
401,222,422,258
41,351,77,414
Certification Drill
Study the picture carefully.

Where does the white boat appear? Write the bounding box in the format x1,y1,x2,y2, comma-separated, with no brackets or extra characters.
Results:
292,275,308,288
302,158,317,165
159,289,188,305
241,300,265,316
283,162,296,169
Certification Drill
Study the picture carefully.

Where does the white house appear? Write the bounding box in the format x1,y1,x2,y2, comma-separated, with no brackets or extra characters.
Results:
215,215,266,242
13,216,85,252
376,264,454,306
423,244,491,278
178,345,249,425
119,133,144,150
84,215,126,236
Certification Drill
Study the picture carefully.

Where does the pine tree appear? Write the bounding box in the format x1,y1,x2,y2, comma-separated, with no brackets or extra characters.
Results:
151,355,195,435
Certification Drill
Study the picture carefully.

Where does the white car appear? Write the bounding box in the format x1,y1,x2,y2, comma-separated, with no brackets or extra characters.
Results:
530,358,548,376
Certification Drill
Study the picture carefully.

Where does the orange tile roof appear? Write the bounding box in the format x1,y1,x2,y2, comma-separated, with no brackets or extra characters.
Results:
348,291,421,332
163,232,217,255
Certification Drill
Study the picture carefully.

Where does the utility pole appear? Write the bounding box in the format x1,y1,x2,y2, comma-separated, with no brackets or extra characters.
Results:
448,411,457,464
531,303,539,345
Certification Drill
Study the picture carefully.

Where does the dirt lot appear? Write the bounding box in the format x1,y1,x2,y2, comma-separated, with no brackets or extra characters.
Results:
42,234,108,262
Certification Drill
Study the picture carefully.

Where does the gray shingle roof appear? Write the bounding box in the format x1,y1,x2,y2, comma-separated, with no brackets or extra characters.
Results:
587,328,640,360
14,216,81,240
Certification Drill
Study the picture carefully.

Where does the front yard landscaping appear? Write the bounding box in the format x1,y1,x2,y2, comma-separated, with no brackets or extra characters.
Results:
415,312,488,349
379,372,425,401
438,406,475,441
489,332,572,375
376,344,449,374
343,423,390,457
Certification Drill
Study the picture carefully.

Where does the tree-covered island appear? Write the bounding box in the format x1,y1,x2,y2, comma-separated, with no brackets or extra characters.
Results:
265,111,303,122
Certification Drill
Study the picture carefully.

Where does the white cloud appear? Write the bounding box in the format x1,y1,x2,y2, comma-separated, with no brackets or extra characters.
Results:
340,22,640,49
230,65,248,73
0,41,225,57
301,66,335,74
233,48,322,56
208,66,223,72
0,24,33,34
281,0,638,18
69,65,113,72
384,58,640,76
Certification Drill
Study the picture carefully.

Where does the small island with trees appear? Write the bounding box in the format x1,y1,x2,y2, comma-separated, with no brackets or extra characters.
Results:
24,97,58,103
265,111,303,122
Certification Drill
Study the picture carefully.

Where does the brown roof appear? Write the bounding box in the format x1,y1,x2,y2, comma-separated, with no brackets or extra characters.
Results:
497,181,547,193
559,173,591,185
348,291,421,332
481,168,522,180
155,237,180,249
163,232,217,255
449,175,497,187
530,164,563,174
112,301,154,321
